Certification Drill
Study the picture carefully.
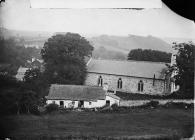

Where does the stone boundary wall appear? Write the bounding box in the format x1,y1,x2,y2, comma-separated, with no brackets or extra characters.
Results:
119,99,194,107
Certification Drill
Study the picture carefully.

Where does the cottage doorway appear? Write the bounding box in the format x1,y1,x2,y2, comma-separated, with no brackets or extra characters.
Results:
60,101,64,107
106,100,110,106
78,100,84,108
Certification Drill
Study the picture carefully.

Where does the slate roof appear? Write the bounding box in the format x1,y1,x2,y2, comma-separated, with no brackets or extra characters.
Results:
87,59,168,79
46,84,106,101
17,67,29,73
15,67,29,80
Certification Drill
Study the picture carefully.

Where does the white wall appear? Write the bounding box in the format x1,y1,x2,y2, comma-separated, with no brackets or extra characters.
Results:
47,100,79,108
47,96,120,108
47,99,105,108
84,100,106,108
106,96,120,106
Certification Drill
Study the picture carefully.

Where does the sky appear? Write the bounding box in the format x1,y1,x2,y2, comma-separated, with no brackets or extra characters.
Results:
0,0,195,38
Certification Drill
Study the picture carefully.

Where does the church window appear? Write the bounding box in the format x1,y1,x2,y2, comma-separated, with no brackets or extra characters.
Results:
138,80,144,92
117,78,122,89
98,76,103,86
153,74,156,86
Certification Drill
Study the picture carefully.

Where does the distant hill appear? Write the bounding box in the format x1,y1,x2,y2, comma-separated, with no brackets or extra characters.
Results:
0,27,52,48
2,27,193,54
92,46,127,60
88,34,173,54
0,27,52,39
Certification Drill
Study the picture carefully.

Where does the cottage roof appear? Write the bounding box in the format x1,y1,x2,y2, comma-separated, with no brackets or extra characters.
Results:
106,93,120,100
87,59,168,79
46,84,106,101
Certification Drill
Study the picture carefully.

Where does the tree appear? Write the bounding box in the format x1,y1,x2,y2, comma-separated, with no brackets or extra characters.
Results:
127,49,171,63
171,42,194,97
41,33,94,85
23,68,49,100
0,38,42,75
19,90,37,114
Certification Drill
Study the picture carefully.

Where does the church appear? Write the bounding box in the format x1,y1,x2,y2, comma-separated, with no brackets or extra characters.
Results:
85,58,172,95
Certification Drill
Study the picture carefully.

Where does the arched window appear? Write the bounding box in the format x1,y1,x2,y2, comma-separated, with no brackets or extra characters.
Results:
138,80,144,92
117,78,122,89
98,76,103,86
153,74,156,86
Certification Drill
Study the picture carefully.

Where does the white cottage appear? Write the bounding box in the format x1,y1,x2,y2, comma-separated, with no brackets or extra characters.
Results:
46,84,120,108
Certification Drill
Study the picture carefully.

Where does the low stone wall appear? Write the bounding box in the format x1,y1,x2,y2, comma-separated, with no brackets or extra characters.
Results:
119,99,194,107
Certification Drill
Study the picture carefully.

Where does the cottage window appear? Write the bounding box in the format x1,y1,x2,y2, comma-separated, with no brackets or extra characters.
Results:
117,78,122,89
52,101,55,104
89,102,92,105
98,76,103,86
138,80,144,92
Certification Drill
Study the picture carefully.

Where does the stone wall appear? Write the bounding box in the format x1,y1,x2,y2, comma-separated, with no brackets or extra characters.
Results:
120,99,194,107
85,73,166,95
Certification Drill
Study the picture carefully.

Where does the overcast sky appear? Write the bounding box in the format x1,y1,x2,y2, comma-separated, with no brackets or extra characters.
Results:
0,0,195,38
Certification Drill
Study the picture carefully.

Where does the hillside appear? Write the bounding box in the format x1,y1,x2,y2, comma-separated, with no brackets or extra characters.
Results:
1,27,185,54
0,27,52,48
88,34,173,54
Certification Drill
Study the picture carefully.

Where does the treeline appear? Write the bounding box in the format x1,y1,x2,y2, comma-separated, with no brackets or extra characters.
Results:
0,38,46,115
0,38,41,74
127,49,171,63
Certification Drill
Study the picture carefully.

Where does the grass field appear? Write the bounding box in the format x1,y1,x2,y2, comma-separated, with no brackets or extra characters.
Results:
1,108,194,140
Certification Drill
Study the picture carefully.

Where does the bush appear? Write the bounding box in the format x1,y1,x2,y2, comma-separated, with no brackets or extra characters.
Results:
45,103,59,113
164,102,194,109
134,101,159,109
111,103,119,111
147,100,159,107
29,105,41,115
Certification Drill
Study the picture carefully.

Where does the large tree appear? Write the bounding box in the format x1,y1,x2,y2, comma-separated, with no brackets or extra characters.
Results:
171,42,194,96
41,33,93,85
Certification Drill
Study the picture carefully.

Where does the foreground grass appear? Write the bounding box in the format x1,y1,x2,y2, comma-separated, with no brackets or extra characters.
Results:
1,108,194,140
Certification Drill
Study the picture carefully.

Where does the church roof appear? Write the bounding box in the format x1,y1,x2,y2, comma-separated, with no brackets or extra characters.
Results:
46,84,106,101
87,59,168,79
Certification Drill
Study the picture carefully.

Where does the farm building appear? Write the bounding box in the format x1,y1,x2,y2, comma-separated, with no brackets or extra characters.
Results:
85,59,172,95
15,58,43,81
46,84,120,108
15,66,29,81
